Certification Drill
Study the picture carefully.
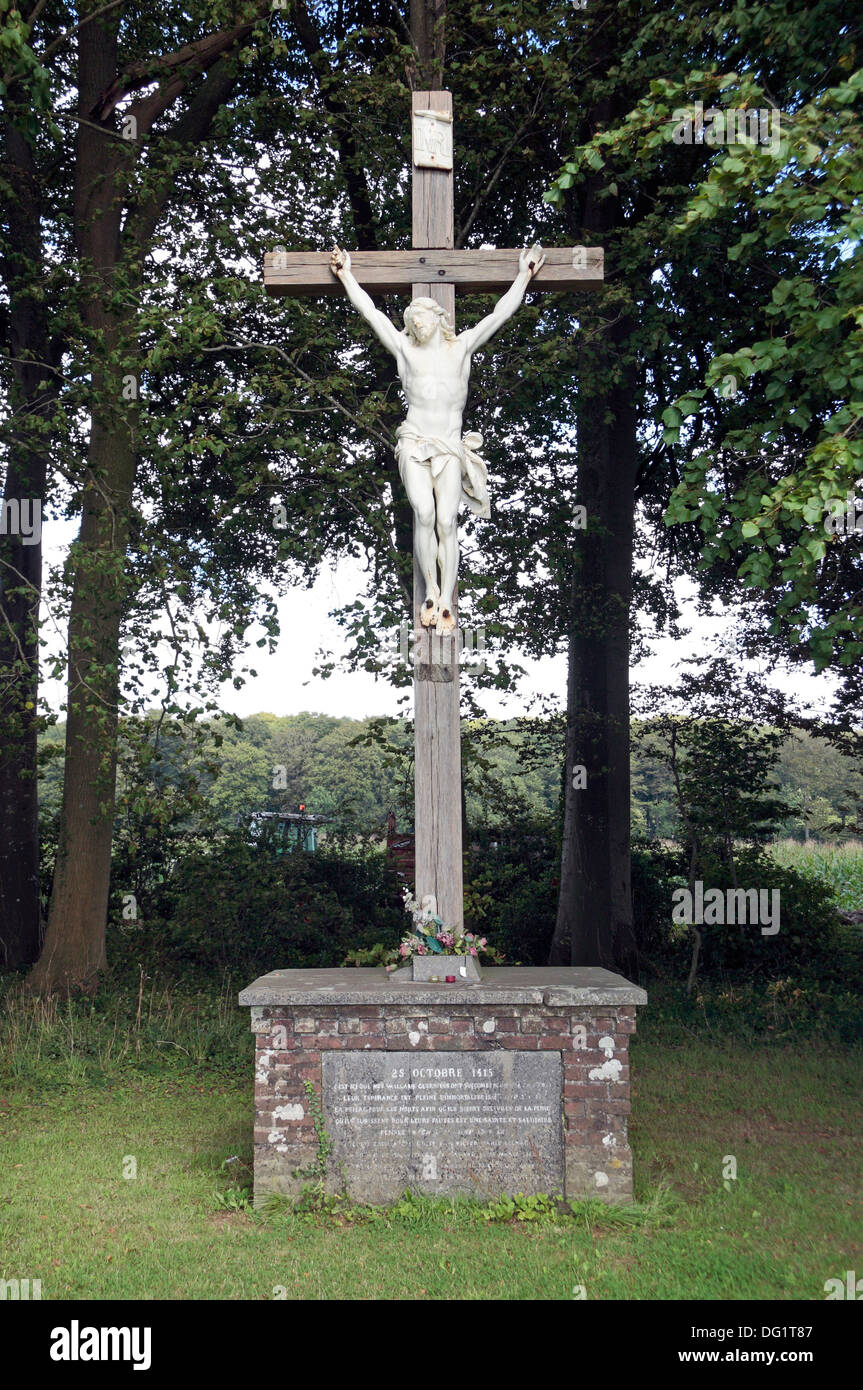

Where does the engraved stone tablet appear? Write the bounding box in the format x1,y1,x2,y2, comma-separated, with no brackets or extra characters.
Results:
412,109,453,170
323,1050,563,1202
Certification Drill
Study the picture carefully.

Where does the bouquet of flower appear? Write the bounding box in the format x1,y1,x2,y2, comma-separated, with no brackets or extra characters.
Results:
385,890,503,971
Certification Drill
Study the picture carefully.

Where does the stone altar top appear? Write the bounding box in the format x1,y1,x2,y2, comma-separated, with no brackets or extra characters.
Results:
238,966,647,1009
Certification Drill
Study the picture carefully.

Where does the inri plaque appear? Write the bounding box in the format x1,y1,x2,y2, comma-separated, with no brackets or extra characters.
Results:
412,108,453,170
322,1050,563,1201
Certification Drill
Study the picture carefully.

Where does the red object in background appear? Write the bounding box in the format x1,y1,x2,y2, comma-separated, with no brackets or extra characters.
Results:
445,975,456,983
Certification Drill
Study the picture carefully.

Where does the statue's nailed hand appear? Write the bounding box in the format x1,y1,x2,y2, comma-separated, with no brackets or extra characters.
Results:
331,245,350,277
520,243,545,278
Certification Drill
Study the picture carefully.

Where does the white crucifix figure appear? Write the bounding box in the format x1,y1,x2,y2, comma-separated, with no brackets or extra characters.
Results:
329,243,545,636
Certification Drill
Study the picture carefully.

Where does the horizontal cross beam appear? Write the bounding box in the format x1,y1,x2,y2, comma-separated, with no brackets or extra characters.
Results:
263,246,603,297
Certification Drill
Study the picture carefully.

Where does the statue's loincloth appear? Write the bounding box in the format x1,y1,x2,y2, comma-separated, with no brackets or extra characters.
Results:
394,424,491,519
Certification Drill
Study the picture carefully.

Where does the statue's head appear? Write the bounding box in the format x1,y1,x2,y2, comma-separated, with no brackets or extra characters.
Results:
403,297,455,344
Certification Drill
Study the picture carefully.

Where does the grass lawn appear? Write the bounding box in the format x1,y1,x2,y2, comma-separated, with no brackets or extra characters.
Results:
1,981,860,1301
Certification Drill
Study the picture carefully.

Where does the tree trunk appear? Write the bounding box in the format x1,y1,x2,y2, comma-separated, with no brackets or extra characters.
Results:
27,405,136,993
549,346,639,975
25,12,248,992
548,47,639,977
0,117,59,968
27,13,133,993
409,0,446,89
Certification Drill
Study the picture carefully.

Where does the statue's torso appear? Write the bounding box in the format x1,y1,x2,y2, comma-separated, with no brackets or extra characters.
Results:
399,338,470,440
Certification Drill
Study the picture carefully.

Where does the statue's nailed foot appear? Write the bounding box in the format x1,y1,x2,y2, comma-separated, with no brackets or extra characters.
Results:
420,597,440,628
435,606,456,636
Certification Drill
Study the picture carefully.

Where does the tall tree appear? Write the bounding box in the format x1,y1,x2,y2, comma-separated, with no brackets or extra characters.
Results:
6,1,277,991
542,0,856,969
0,11,63,965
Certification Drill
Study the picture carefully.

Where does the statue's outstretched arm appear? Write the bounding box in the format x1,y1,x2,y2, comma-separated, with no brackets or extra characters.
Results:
458,244,546,355
330,246,403,359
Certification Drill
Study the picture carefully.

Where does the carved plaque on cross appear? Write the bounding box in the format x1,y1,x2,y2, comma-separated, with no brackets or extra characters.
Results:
412,108,453,170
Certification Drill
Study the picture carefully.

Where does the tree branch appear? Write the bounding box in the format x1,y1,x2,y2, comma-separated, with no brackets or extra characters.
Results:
290,0,380,249
123,54,242,251
200,340,394,450
92,21,254,120
40,0,127,64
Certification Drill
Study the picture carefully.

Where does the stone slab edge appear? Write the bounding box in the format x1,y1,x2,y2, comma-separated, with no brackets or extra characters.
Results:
238,966,647,1008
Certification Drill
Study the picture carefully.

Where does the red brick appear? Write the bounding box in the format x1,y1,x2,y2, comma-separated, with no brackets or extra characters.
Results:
562,1063,591,1080
586,1098,631,1116
538,1035,572,1050
564,1082,593,1099
584,1113,624,1132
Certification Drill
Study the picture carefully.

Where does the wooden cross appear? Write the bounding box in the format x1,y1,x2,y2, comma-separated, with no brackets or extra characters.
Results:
264,90,603,935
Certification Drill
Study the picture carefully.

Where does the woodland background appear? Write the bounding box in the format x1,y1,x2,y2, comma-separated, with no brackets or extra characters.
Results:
1,0,861,1299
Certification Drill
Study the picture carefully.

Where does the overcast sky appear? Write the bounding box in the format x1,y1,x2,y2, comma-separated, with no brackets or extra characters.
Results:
39,518,836,724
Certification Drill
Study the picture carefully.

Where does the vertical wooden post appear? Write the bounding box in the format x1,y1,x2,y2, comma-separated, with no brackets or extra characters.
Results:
410,89,463,933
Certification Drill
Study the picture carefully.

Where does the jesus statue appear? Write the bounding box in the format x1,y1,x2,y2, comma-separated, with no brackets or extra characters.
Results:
330,243,545,635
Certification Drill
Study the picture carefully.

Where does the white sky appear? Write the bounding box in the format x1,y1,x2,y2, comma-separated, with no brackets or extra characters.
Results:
39,518,837,723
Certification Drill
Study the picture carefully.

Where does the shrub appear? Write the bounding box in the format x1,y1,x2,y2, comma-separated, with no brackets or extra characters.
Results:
630,842,845,985
465,822,557,964
692,846,839,980
106,830,403,981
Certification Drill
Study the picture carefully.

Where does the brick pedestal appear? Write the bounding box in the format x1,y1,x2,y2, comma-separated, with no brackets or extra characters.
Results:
239,967,646,1205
